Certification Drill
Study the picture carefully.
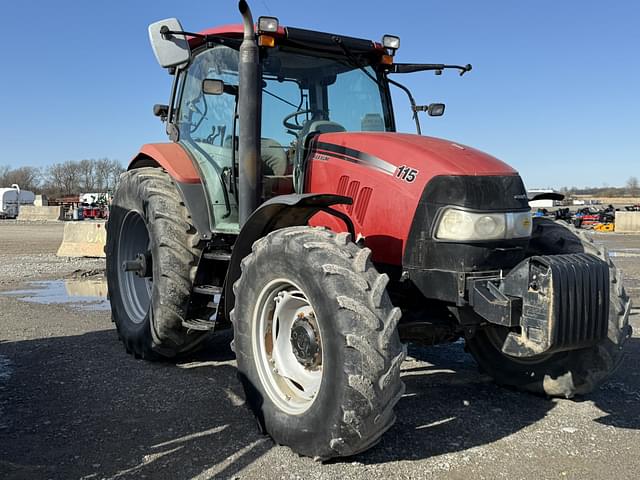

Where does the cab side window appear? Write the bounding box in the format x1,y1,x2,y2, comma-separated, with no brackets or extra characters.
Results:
177,46,239,167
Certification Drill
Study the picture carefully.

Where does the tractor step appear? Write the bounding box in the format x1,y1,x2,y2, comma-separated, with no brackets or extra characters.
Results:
182,318,216,331
193,285,223,296
203,251,231,261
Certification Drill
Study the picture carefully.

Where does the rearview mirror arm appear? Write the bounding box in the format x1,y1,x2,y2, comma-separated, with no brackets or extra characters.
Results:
160,27,208,41
160,28,242,49
386,75,422,135
391,63,472,76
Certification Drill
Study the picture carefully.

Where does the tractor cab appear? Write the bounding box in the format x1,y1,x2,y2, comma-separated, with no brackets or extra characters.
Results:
151,18,398,233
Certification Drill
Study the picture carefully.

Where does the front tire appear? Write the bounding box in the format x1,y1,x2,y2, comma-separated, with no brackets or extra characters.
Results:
106,167,208,359
231,227,406,459
466,218,632,397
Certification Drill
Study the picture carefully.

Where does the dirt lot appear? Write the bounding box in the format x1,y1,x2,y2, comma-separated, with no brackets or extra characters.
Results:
1,222,639,479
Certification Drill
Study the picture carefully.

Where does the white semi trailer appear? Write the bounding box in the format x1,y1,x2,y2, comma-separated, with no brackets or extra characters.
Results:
0,185,35,218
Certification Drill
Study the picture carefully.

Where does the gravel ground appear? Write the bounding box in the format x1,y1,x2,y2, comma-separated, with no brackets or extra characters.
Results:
0,222,639,479
0,222,104,287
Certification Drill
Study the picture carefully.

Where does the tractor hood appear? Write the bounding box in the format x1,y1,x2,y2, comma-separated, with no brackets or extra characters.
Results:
307,131,528,267
313,131,517,177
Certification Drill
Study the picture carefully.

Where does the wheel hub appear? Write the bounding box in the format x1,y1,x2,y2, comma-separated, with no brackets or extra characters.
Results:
290,315,320,368
122,252,152,278
116,210,153,324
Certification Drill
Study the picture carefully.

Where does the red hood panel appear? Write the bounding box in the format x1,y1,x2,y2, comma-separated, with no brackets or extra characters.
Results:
315,132,516,176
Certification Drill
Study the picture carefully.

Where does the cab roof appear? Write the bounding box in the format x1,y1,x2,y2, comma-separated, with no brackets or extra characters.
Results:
189,23,385,57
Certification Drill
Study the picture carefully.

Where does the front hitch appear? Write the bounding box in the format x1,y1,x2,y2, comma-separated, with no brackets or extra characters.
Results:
469,253,610,357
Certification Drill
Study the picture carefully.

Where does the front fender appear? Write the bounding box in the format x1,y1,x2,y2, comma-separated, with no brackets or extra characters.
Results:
129,143,214,239
223,193,353,319
129,143,201,184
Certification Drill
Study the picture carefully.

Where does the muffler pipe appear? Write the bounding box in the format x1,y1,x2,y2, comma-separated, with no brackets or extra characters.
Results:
237,0,262,227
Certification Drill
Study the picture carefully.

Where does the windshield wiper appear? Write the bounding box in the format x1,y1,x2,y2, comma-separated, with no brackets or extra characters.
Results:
332,36,382,87
262,88,299,109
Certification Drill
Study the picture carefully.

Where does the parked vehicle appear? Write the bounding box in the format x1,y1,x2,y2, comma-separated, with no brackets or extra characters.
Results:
79,192,110,219
105,1,632,459
0,184,35,219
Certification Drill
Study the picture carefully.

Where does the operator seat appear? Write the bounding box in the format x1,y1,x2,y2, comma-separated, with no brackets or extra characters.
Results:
260,138,288,176
300,120,347,138
222,136,288,176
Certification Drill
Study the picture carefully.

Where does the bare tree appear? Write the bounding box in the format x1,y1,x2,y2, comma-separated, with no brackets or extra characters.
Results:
94,158,124,191
0,165,10,185
94,158,111,191
105,158,125,191
42,158,124,197
77,159,96,191
626,176,639,196
46,161,81,196
1,166,41,191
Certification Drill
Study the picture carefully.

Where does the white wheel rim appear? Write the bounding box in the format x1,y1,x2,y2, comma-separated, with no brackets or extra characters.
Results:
252,279,323,415
117,210,152,324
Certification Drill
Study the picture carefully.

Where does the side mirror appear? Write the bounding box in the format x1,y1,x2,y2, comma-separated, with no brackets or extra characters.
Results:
427,103,445,117
148,18,190,68
202,79,225,95
203,79,239,96
153,104,169,121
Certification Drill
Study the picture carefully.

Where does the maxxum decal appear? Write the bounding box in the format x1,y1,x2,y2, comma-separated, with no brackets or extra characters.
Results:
313,142,399,177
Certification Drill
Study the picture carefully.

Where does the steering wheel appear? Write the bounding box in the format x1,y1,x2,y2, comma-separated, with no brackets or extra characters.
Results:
282,109,324,131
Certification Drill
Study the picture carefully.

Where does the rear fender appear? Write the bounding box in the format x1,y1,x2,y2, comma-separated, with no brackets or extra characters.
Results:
129,143,213,239
223,194,353,319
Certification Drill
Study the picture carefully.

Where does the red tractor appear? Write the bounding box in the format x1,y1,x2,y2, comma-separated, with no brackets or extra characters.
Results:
106,1,632,459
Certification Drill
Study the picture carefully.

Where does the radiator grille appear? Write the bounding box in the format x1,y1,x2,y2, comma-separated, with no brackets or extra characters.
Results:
355,187,372,224
337,175,349,195
335,175,372,225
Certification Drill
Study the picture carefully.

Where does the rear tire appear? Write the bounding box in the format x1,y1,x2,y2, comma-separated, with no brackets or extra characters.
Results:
231,227,406,459
106,167,208,359
466,218,632,397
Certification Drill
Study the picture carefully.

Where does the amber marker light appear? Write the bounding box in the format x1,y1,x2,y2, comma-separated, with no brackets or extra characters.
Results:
258,35,276,47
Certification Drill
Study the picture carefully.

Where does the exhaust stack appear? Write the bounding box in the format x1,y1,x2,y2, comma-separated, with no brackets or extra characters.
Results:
237,0,262,226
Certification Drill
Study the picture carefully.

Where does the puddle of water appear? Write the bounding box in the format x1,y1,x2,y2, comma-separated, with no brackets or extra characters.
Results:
2,279,110,311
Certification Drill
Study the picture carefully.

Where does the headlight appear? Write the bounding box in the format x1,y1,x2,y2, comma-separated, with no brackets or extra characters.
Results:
435,208,531,241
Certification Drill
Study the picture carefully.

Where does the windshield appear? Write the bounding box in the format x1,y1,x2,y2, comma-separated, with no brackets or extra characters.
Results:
261,48,394,147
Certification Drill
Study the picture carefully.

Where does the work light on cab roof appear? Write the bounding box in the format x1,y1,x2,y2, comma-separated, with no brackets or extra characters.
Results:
257,16,279,33
382,34,400,54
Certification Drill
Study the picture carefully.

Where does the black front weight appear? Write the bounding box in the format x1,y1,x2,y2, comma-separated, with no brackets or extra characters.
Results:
470,253,610,357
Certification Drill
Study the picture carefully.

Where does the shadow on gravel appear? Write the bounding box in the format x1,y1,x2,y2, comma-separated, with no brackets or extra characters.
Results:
2,330,640,477
590,337,640,430
355,341,556,464
0,330,269,480
359,334,640,464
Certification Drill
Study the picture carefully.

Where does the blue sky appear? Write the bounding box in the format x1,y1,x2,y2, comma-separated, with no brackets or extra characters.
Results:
0,0,637,189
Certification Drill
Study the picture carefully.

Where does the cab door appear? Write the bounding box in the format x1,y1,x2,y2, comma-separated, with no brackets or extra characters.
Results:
176,45,240,233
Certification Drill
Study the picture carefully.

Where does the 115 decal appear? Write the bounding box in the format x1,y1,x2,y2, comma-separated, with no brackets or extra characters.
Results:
395,165,419,182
